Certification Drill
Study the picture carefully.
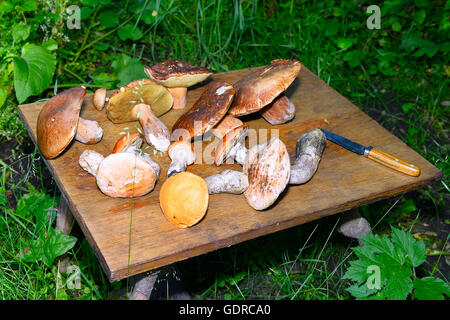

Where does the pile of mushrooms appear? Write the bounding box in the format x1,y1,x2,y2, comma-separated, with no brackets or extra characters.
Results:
35,58,327,229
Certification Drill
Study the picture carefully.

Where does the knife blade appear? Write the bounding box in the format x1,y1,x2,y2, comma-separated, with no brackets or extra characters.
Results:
320,128,420,177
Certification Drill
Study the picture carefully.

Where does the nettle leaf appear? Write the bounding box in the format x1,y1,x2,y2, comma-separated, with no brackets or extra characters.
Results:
21,228,77,267
117,24,143,41
391,227,426,267
413,277,450,300
344,228,425,300
13,43,56,103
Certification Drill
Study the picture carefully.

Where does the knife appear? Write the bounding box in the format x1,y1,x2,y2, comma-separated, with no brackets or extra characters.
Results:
320,128,420,177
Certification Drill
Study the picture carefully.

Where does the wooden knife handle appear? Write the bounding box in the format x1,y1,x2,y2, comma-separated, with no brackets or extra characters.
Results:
367,148,421,177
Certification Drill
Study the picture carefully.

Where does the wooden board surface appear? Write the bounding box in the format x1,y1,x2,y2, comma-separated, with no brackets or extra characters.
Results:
18,65,442,281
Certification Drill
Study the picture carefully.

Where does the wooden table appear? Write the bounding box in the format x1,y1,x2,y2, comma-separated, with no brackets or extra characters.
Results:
18,65,442,282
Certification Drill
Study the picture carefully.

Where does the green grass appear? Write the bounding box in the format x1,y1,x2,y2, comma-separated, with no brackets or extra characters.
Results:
0,0,448,300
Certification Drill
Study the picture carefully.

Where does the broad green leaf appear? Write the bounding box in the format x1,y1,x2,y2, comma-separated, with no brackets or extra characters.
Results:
400,31,423,53
391,227,426,267
42,39,58,51
346,284,378,299
19,0,37,11
413,41,439,58
117,24,143,41
98,10,119,28
93,43,109,51
116,59,146,87
0,87,8,108
414,10,426,24
0,2,14,16
81,6,95,19
13,44,57,103
413,277,450,300
12,23,31,43
324,19,339,37
401,103,415,113
335,38,356,51
21,228,77,267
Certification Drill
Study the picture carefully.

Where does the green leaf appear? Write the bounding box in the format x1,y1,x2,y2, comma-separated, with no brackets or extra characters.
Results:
0,87,8,108
117,24,143,41
19,0,37,11
93,43,109,51
335,38,356,51
324,19,339,37
401,103,415,113
414,10,426,24
0,2,14,16
392,21,402,32
12,23,31,43
81,6,95,19
42,39,58,51
21,228,77,267
400,31,423,53
413,277,450,300
98,10,119,28
13,44,57,103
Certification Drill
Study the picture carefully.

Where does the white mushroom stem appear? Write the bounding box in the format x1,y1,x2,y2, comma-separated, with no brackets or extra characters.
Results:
204,170,249,194
167,87,188,109
167,143,195,178
133,103,170,152
228,142,267,166
79,149,105,177
289,128,326,185
75,118,103,144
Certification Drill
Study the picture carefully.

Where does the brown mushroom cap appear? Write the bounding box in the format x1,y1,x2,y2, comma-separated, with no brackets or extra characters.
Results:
106,79,173,121
112,132,141,153
243,137,291,210
171,81,235,140
144,60,213,88
96,152,158,198
228,59,301,117
214,124,248,166
210,115,244,139
37,86,86,159
93,88,107,111
159,171,209,228
260,93,296,125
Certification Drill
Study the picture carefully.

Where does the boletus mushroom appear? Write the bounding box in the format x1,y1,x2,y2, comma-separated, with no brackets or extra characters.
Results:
171,81,235,141
37,86,103,159
167,140,195,178
243,137,291,210
227,59,301,123
144,59,213,109
259,93,296,125
159,171,209,228
289,128,326,185
210,115,244,139
204,169,249,195
78,135,160,197
105,79,173,152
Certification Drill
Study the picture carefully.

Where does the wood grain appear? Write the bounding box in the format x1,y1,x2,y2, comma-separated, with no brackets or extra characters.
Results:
18,65,442,281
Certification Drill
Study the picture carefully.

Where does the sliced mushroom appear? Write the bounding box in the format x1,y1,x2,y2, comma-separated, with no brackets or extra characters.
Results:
79,135,160,197
210,115,244,139
167,140,195,178
112,132,141,154
144,60,213,109
204,169,249,194
260,93,296,125
228,59,301,117
171,81,235,140
106,80,173,151
92,88,107,111
289,128,326,185
214,125,249,166
159,171,209,228
243,137,291,210
37,86,103,159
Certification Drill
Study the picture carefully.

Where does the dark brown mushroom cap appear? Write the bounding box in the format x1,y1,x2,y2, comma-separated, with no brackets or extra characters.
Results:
144,60,213,88
243,137,291,210
106,79,173,121
171,81,235,140
228,59,301,117
214,124,248,166
37,86,86,159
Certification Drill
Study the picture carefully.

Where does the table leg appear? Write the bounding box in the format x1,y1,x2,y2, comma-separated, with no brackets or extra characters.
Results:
56,194,74,273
